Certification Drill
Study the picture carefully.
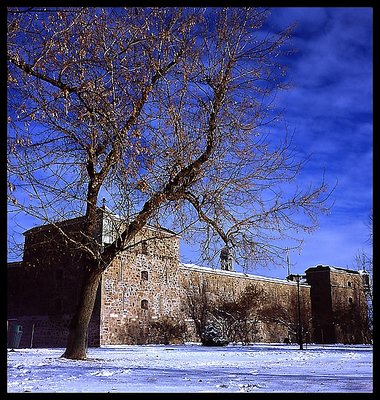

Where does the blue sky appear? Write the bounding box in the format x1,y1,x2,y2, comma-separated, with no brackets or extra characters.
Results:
254,7,373,276
181,7,373,277
8,7,373,279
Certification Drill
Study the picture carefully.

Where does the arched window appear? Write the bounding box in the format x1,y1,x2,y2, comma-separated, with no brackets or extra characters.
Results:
141,299,148,310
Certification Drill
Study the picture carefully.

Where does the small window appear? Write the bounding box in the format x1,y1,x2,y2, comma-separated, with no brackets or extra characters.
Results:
348,297,353,304
141,299,148,310
118,260,123,283
141,241,148,255
122,290,128,312
347,281,352,287
141,271,149,281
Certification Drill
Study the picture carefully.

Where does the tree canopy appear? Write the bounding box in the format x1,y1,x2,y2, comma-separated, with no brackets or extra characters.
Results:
7,6,333,360
8,6,333,268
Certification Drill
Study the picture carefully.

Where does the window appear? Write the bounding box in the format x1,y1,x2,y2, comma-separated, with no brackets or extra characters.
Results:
118,259,123,283
348,297,353,304
347,281,352,287
141,299,148,310
122,290,128,312
141,241,148,255
141,270,149,281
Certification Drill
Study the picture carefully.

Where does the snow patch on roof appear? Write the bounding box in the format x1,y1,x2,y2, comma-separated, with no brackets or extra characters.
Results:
179,263,307,286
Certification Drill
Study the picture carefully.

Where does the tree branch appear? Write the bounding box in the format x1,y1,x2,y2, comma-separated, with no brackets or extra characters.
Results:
184,191,229,245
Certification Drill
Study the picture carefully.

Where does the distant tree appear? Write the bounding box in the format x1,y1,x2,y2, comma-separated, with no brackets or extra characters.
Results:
117,320,149,345
184,278,213,343
118,316,186,345
185,281,267,345
214,283,265,344
353,211,373,342
333,301,370,344
8,7,332,359
262,291,312,345
148,317,186,345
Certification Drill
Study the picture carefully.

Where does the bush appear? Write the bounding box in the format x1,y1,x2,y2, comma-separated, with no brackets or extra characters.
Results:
148,317,186,345
201,321,228,346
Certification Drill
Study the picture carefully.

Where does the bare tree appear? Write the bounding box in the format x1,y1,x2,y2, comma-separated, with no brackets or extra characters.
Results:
7,7,332,359
214,283,266,344
185,282,273,345
262,292,312,345
353,211,373,341
333,301,370,344
184,278,213,342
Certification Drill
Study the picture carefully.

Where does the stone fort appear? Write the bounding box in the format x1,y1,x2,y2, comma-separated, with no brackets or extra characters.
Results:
7,208,371,348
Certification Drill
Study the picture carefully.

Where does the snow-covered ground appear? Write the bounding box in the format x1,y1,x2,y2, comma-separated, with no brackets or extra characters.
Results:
7,343,372,393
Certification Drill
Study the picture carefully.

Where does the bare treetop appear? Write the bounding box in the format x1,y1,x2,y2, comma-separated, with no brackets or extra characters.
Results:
8,7,331,270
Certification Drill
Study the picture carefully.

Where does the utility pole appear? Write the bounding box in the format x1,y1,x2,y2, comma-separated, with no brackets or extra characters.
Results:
286,248,291,277
295,274,304,350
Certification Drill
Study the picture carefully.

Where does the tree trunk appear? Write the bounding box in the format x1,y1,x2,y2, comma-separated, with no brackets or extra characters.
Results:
61,266,102,360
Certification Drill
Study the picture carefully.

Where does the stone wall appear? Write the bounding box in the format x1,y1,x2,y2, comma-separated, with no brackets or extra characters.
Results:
178,265,312,343
99,227,182,345
7,215,103,348
7,312,101,349
305,266,370,344
99,242,313,345
8,213,370,347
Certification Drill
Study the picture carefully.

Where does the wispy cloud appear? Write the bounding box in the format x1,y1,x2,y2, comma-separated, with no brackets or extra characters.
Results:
7,8,372,276
259,7,373,277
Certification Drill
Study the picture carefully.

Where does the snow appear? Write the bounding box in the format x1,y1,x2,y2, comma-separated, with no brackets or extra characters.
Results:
7,343,372,393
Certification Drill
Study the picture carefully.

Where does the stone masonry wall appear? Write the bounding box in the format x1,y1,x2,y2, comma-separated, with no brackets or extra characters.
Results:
7,312,100,349
178,266,312,343
329,270,369,343
99,227,182,345
305,266,370,344
7,215,103,348
8,212,369,347
99,227,312,345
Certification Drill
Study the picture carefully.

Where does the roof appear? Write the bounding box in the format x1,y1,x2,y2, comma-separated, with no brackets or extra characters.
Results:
7,261,24,268
22,208,179,237
23,215,86,236
143,224,179,236
180,263,310,286
305,264,361,275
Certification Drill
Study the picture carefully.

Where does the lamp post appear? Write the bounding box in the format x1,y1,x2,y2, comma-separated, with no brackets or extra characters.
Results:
294,274,304,350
